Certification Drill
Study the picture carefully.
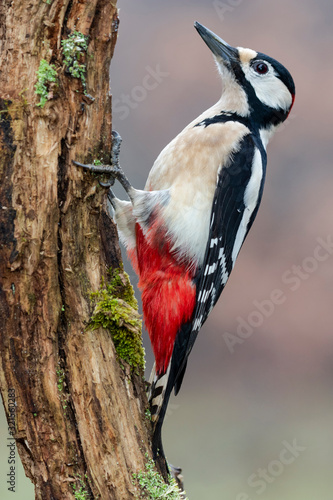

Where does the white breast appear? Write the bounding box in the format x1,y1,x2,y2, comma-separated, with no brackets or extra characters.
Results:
146,119,250,266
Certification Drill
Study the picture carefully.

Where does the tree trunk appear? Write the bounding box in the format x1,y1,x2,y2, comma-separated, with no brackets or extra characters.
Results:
0,1,152,499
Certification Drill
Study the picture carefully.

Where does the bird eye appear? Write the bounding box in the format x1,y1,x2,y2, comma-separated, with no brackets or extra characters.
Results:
253,61,269,75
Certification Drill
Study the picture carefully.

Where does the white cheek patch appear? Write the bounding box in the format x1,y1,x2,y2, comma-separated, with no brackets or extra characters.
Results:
242,60,293,111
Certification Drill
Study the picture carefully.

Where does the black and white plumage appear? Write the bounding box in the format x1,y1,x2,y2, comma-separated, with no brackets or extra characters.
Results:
146,23,295,468
183,133,266,360
76,22,295,474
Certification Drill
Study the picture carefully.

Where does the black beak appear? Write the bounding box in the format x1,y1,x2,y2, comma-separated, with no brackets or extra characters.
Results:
194,22,239,66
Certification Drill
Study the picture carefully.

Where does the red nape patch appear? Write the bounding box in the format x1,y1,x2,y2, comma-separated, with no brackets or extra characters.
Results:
133,223,196,376
286,93,296,120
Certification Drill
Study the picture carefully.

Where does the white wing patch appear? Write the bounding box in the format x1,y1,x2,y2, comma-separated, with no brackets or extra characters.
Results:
219,247,229,285
192,315,204,331
231,148,263,264
205,262,218,275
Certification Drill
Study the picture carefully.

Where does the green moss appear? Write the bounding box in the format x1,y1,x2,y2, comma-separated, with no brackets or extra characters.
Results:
89,267,145,373
35,59,58,107
72,474,89,500
56,367,65,392
133,456,187,500
61,31,88,93
87,139,113,166
145,409,152,421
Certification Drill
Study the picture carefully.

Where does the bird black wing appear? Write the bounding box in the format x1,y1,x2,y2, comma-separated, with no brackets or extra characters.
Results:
150,132,266,461
173,132,266,392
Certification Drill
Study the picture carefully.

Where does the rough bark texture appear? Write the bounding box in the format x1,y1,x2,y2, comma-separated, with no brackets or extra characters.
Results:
0,1,152,499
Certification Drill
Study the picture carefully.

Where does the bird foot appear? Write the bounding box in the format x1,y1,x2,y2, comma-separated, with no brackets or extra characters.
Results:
73,131,132,193
111,130,122,170
72,160,118,188
169,464,186,498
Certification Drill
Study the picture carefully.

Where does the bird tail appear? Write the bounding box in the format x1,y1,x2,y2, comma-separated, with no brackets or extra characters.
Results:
148,362,170,423
148,361,173,464
148,360,188,498
148,322,192,463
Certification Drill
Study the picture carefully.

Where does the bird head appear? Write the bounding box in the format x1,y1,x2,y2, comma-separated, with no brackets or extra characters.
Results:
194,22,295,136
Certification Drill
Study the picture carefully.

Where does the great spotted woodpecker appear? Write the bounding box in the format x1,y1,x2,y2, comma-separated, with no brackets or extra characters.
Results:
75,22,295,468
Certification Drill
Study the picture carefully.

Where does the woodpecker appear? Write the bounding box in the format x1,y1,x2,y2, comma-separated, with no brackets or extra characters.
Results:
75,22,295,469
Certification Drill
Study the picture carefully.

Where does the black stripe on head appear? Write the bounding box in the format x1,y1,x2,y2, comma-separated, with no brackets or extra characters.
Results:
229,52,295,130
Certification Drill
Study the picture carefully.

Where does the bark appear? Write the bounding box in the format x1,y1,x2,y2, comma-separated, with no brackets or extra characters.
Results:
0,1,152,499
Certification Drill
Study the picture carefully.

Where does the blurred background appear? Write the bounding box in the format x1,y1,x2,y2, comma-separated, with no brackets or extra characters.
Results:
1,0,333,498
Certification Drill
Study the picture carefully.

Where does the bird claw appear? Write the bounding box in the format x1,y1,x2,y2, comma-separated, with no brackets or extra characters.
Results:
111,130,122,150
99,179,115,188
73,131,124,187
169,464,186,498
73,130,132,196
72,160,119,188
